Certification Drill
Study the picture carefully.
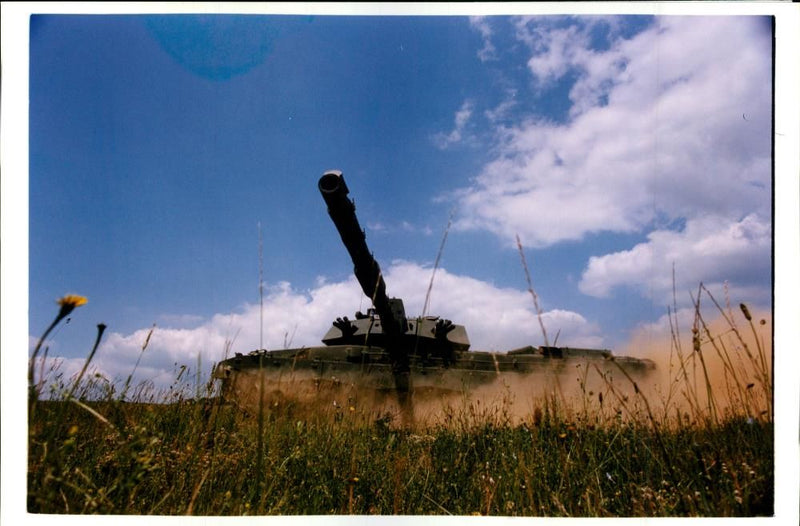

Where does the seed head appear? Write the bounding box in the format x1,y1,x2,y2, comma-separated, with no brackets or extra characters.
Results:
739,303,752,321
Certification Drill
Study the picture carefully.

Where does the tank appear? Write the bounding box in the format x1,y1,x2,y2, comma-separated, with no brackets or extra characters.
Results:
213,170,655,413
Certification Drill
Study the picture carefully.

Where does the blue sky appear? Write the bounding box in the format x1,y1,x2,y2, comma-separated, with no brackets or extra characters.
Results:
17,10,779,388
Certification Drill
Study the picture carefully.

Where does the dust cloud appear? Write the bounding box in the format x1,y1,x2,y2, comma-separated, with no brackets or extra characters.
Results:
223,363,658,429
619,305,773,423
220,306,771,429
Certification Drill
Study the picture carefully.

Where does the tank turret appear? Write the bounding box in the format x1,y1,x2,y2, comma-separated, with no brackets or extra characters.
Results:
318,171,470,362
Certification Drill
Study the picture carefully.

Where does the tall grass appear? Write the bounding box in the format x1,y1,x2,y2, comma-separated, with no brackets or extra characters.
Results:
27,293,773,516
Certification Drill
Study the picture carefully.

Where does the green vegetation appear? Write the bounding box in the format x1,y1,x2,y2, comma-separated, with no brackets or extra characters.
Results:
27,293,773,516
26,393,774,516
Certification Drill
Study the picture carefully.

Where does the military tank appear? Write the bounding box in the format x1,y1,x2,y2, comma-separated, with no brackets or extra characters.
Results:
213,170,655,411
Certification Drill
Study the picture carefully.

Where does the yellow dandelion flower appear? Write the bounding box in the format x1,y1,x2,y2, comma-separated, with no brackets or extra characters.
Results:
56,294,88,321
57,294,88,308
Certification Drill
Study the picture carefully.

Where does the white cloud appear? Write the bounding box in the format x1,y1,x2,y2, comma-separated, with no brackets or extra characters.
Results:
34,262,604,390
432,100,474,149
579,213,771,304
484,92,517,125
456,16,772,304
526,24,587,85
383,261,602,350
368,220,433,236
469,16,496,62
514,16,630,115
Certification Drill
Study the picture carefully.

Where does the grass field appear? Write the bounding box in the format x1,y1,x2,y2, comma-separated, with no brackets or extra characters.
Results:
27,293,773,516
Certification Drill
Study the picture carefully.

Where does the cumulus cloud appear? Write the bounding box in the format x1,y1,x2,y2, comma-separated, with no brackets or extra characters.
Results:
514,16,633,116
383,261,603,350
455,16,772,305
579,213,771,303
34,261,604,390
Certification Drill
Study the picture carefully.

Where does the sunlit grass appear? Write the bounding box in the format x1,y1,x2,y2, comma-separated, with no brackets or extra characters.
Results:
27,293,773,516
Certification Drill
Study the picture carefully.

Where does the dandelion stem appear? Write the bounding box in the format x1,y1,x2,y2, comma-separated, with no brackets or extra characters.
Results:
29,294,88,417
29,318,60,392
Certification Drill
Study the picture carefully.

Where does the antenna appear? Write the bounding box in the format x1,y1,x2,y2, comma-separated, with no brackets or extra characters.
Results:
422,209,455,317
516,234,550,347
258,222,264,350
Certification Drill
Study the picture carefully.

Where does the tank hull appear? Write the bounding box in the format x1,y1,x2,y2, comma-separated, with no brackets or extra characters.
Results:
214,345,655,407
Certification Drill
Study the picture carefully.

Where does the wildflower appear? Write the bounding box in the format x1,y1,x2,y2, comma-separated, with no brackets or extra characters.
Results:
29,294,89,409
56,294,88,320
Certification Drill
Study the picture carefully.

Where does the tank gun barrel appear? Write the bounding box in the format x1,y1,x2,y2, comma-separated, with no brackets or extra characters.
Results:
318,171,408,345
